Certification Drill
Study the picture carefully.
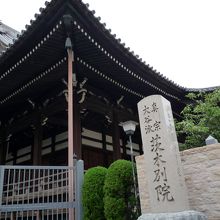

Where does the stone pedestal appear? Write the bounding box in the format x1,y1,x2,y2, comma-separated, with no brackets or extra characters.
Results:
138,210,207,220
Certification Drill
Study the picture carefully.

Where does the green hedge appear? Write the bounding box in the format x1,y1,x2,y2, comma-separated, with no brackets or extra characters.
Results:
103,160,139,220
82,166,107,220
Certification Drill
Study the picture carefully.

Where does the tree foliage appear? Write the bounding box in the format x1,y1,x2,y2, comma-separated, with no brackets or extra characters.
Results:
176,89,220,149
82,166,107,220
103,160,140,220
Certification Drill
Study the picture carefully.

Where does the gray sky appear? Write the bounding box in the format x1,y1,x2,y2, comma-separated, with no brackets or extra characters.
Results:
1,0,220,89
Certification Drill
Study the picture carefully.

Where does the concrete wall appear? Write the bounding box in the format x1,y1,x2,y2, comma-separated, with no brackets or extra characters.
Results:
136,144,220,220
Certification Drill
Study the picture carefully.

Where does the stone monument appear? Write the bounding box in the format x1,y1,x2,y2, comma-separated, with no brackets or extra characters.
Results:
137,95,207,220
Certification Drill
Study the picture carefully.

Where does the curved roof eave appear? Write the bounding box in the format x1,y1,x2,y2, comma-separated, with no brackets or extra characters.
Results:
0,0,218,94
186,85,220,92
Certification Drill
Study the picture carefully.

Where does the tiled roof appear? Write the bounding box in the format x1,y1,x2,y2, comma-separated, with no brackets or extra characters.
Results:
186,86,220,92
0,0,218,94
0,21,19,53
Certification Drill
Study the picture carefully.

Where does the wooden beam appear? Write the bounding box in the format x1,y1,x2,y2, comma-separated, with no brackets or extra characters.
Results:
80,96,113,116
81,96,138,121
48,117,67,127
7,97,67,134
6,93,137,136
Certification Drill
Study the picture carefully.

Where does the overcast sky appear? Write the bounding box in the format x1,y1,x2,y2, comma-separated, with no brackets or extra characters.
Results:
0,0,219,89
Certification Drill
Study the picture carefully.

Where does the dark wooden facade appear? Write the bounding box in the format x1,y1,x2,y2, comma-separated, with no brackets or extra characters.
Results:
0,0,198,169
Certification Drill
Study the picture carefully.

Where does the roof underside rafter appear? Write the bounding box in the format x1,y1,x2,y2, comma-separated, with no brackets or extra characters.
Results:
0,0,215,120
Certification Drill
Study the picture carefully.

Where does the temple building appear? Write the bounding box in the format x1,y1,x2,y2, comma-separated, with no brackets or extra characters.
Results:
0,0,218,170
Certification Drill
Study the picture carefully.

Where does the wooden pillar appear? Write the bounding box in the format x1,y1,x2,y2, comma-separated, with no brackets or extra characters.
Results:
138,133,144,155
12,144,17,165
112,110,122,160
32,114,43,165
122,134,128,160
0,142,7,165
73,87,82,159
102,128,108,167
50,132,56,165
0,128,7,165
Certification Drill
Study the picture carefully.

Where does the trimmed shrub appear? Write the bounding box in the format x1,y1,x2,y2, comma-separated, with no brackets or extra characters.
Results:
82,166,107,220
104,160,140,220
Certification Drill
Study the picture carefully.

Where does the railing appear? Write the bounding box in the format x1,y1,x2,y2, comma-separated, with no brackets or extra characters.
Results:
0,160,84,220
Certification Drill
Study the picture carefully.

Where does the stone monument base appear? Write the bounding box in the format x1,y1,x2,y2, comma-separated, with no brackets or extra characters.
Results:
138,210,207,220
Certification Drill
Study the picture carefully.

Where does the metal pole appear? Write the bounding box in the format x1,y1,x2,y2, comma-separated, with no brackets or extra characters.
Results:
67,47,74,220
76,160,84,220
129,135,138,200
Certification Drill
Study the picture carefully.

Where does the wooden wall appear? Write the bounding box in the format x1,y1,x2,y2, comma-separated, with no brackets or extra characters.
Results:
5,127,141,170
